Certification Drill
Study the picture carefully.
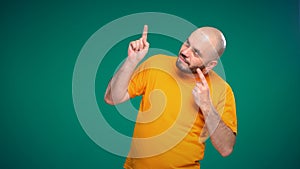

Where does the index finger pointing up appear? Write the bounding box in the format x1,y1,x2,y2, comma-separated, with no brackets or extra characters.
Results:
196,68,208,87
142,25,148,40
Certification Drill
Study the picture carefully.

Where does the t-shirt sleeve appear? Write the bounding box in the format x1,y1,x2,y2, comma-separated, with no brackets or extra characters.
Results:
128,60,150,98
216,84,238,134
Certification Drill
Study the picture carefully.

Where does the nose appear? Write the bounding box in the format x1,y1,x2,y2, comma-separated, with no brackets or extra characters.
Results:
182,46,193,57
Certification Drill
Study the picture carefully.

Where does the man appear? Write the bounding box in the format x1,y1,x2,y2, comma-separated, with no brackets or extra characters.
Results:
105,25,237,169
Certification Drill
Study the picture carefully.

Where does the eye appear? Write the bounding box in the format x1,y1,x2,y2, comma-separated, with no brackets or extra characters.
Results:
185,40,190,47
193,49,201,57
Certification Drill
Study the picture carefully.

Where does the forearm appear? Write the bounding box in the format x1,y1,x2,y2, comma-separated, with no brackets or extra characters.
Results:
105,58,138,105
202,106,236,157
105,25,149,105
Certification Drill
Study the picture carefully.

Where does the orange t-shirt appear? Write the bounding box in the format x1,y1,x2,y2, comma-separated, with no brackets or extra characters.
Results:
124,54,237,169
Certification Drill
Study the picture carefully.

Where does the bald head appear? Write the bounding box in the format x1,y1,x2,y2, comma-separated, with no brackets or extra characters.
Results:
190,27,226,59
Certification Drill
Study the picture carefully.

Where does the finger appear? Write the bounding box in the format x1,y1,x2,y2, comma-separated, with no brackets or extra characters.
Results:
130,41,136,51
196,82,202,88
135,40,140,51
139,38,144,49
128,43,134,52
192,87,197,95
142,25,148,41
196,68,208,87
192,88,197,96
195,84,203,93
142,38,149,50
144,41,149,48
193,86,199,93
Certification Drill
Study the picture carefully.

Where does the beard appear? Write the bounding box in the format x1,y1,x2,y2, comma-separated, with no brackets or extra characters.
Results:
176,58,206,74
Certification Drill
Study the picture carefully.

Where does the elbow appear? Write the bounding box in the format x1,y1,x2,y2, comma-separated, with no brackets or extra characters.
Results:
104,94,116,105
104,98,115,105
104,87,117,105
104,88,128,105
220,147,233,157
104,94,124,105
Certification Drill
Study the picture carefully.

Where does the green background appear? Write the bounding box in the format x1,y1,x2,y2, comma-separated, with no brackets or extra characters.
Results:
1,0,300,168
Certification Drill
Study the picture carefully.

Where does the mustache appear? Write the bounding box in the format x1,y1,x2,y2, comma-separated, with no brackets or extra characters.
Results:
179,53,205,70
180,53,190,65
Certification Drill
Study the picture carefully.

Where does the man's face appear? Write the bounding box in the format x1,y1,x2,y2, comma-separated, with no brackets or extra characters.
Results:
176,30,218,74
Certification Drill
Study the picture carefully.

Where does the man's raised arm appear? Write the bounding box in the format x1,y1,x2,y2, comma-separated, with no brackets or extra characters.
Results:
104,25,149,105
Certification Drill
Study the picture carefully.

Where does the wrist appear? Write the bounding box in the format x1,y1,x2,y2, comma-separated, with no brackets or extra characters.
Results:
125,57,140,69
126,57,140,67
201,103,216,118
200,102,213,115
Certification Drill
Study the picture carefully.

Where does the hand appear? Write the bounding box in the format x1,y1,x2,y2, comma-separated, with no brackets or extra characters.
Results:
192,68,213,113
128,25,150,63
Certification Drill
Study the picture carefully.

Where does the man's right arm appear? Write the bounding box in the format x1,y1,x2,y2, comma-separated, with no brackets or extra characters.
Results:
104,25,149,105
104,58,139,105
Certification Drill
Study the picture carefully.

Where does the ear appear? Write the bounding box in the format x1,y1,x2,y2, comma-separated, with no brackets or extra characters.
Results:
204,60,218,73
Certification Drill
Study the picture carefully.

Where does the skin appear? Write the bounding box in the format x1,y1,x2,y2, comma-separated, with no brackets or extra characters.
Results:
104,25,149,105
104,25,236,157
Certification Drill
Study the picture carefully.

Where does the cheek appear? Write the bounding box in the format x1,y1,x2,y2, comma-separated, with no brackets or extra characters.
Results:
179,46,185,53
190,57,203,66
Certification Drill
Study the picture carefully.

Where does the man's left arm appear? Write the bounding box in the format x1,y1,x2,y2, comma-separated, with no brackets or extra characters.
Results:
193,68,236,157
201,106,236,157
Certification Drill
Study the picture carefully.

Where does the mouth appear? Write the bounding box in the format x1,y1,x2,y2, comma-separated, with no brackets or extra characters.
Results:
179,54,190,65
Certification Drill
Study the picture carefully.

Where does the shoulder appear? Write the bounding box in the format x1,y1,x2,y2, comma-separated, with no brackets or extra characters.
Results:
209,70,234,94
144,54,176,64
138,54,176,69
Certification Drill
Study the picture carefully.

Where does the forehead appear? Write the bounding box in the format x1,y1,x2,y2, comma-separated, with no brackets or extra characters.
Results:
187,30,219,58
188,30,213,45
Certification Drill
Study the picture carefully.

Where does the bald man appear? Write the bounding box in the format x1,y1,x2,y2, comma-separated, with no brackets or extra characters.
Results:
105,25,237,169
